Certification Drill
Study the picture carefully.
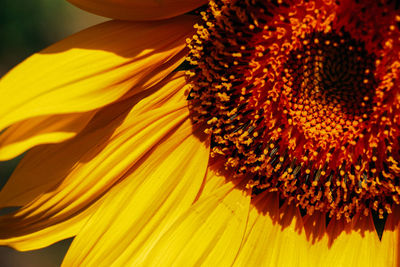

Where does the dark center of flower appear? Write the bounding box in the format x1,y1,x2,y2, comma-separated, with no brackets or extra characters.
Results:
186,0,400,221
282,31,376,144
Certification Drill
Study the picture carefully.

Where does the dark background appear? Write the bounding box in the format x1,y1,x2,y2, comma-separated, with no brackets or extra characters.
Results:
0,1,105,266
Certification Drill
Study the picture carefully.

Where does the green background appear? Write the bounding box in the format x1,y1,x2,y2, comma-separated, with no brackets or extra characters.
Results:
0,0,105,266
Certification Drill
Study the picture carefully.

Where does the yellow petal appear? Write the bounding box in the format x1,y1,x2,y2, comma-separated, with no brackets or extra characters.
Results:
0,197,102,251
233,194,314,266
0,94,136,208
0,111,95,161
380,205,400,267
62,120,210,266
234,193,400,267
137,179,250,266
0,74,191,251
233,192,281,266
0,73,188,208
67,0,208,21
321,212,399,267
0,17,196,134
193,160,230,203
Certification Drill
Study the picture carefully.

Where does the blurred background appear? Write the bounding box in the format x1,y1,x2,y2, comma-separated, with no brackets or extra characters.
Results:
0,0,106,266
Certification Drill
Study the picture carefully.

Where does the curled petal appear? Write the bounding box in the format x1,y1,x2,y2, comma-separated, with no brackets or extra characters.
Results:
67,0,208,21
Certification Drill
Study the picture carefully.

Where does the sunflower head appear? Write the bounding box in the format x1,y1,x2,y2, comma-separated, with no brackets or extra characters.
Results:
186,0,400,221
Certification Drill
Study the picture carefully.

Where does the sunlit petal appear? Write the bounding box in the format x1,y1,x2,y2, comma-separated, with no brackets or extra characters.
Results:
0,74,190,251
62,120,210,266
0,16,196,147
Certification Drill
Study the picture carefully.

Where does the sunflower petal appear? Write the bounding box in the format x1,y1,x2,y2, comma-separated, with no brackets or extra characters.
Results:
234,194,399,267
232,192,280,266
193,161,230,202
67,0,207,21
0,105,127,208
134,179,250,266
380,205,400,267
0,73,187,208
320,212,399,267
61,120,210,266
233,194,318,266
0,198,101,251
0,17,195,135
0,112,95,161
0,74,190,251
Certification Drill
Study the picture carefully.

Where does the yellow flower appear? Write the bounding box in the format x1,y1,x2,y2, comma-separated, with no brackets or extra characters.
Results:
1,0,400,266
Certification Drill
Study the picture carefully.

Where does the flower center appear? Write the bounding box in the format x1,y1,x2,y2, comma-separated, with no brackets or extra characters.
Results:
186,0,400,221
282,31,376,145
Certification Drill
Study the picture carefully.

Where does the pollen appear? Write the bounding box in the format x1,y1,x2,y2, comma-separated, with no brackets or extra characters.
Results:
186,0,400,221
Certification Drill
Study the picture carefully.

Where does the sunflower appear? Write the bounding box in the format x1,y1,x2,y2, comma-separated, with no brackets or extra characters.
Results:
1,0,400,266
